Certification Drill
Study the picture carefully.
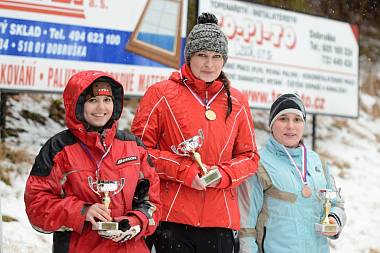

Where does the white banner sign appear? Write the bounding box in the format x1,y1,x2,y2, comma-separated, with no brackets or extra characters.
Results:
199,0,359,117
0,0,188,96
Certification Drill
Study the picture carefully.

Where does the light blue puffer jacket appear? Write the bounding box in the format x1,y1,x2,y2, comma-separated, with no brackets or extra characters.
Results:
238,135,346,253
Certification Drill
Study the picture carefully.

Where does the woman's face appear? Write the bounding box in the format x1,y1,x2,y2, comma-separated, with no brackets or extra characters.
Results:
83,96,114,128
189,51,224,82
272,113,304,148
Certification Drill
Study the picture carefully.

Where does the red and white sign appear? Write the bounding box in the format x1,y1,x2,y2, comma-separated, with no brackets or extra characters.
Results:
199,0,359,117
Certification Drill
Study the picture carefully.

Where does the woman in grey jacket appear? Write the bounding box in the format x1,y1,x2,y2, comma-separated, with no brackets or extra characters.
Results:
238,93,346,253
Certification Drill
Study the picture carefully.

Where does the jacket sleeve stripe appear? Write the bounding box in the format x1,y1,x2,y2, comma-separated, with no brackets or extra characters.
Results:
231,157,250,166
156,172,185,184
231,172,256,182
157,156,180,165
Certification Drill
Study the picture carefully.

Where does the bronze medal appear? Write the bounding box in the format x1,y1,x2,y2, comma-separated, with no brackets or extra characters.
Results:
301,185,312,198
205,109,217,121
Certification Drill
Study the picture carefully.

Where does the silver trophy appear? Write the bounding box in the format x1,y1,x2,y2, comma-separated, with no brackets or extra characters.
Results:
314,189,339,233
171,129,221,186
88,177,125,230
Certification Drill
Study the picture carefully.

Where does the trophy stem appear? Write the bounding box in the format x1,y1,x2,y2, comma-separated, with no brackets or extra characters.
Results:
192,150,208,175
103,191,111,209
321,199,331,224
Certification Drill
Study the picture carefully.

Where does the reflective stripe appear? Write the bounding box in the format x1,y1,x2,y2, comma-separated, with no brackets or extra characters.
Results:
141,96,186,143
165,184,182,221
218,107,242,163
223,190,232,228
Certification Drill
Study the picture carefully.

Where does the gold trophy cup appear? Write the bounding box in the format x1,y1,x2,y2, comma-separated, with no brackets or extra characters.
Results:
314,189,339,233
88,177,125,230
171,130,222,186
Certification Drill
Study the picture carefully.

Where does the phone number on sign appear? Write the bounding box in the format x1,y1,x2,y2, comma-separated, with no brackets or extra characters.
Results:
68,30,121,45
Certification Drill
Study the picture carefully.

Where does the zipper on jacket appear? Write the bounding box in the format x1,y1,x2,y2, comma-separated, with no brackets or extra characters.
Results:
100,131,107,151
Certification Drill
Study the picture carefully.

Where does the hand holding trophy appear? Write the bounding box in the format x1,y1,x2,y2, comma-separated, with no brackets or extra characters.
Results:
171,129,222,187
314,189,340,234
88,177,125,230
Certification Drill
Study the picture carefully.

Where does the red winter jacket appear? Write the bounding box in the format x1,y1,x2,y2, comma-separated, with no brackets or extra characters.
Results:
24,70,161,253
131,65,259,230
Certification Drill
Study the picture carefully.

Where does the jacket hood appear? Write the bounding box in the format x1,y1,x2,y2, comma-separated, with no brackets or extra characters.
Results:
63,70,124,146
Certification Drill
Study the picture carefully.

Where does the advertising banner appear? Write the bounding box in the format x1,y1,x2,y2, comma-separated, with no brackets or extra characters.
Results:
0,0,188,96
199,0,359,117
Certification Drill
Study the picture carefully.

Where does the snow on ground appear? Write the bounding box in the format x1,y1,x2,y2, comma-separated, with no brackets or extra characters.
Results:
1,90,380,253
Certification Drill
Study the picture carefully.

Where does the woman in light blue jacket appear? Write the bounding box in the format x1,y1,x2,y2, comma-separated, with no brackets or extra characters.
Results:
238,93,346,253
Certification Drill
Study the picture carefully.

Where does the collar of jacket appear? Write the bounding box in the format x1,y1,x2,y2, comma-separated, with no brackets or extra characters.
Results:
267,134,303,158
70,123,116,151
170,64,225,99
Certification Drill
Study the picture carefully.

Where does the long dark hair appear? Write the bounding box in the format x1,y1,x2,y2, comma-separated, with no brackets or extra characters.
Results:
219,71,232,120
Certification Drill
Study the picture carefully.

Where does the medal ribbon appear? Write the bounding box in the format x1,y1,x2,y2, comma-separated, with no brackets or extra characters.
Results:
80,142,112,181
182,79,224,110
282,143,308,185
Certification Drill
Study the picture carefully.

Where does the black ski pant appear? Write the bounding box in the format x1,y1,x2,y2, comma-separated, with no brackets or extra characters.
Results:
146,221,238,253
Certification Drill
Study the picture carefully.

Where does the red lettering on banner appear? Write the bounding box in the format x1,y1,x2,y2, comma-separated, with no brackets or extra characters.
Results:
218,14,297,49
106,71,135,94
0,62,35,86
138,74,167,92
47,67,79,88
123,73,134,93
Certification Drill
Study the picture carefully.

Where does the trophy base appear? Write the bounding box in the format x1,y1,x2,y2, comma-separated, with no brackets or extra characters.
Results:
314,223,339,233
92,221,119,231
200,169,222,186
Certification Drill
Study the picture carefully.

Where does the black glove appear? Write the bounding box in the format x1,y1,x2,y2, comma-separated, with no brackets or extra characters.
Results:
132,179,150,209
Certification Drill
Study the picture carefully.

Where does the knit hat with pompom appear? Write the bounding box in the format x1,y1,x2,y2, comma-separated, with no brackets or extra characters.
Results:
184,12,228,64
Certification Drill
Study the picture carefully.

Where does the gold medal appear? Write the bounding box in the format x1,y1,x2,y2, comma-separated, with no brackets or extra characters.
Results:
301,185,312,198
205,109,216,121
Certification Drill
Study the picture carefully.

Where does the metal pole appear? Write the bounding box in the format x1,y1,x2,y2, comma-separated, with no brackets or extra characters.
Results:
312,114,317,150
0,197,2,253
0,92,6,142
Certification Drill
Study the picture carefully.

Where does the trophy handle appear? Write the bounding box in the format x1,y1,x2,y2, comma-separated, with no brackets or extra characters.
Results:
88,176,101,196
171,145,190,156
113,178,126,195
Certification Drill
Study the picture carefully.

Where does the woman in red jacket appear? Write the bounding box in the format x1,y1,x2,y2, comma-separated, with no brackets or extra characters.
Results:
24,70,161,253
131,13,259,253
